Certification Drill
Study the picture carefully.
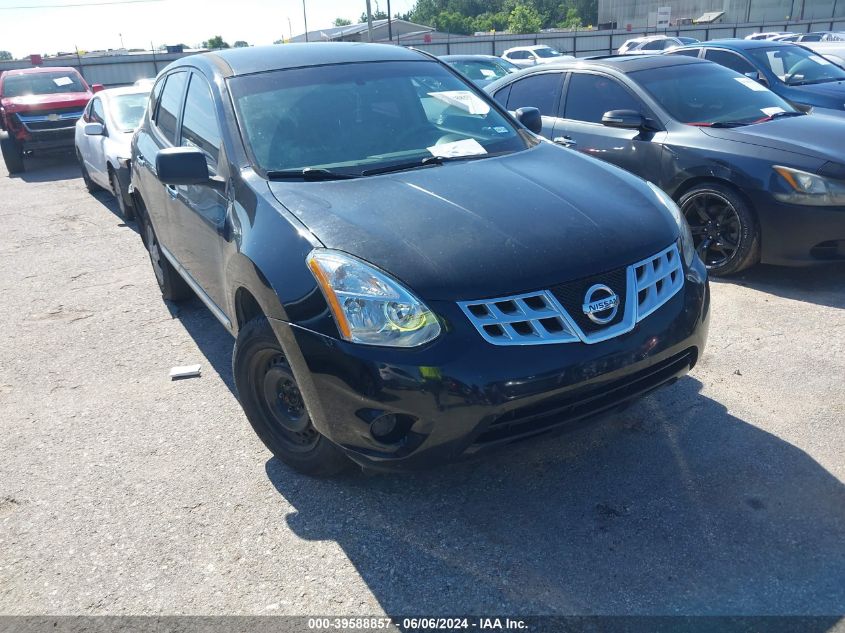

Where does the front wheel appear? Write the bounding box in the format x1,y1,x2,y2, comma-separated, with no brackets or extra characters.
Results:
1,134,24,175
679,183,760,276
110,168,134,221
233,316,351,477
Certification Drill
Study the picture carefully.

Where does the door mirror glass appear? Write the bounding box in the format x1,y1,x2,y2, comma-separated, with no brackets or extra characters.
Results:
83,122,104,136
156,147,210,185
514,107,542,134
601,109,644,129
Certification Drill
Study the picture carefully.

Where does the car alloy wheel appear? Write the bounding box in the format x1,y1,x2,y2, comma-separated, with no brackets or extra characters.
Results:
110,170,130,220
681,191,742,268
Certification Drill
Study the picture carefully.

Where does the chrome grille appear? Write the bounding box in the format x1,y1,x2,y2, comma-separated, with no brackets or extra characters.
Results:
458,290,578,346
634,243,684,322
460,243,685,346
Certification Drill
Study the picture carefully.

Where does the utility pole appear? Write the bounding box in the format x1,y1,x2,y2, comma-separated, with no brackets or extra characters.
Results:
365,0,374,42
119,33,124,49
302,0,309,42
387,0,393,43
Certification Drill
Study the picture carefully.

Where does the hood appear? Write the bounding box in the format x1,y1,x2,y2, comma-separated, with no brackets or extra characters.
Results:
0,92,91,112
699,113,845,163
794,80,845,107
268,143,678,301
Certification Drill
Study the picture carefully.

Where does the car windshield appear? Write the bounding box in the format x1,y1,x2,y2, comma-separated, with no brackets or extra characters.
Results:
678,37,699,44
534,47,563,58
229,60,527,177
450,59,512,82
748,45,845,85
633,62,799,126
110,92,149,132
2,71,86,97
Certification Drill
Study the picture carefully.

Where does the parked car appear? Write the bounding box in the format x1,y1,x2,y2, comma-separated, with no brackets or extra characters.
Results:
668,39,845,113
440,54,519,87
0,66,102,174
130,43,708,475
74,85,150,219
796,40,845,66
486,55,845,275
133,77,156,88
773,31,845,42
502,45,573,67
745,32,795,40
616,35,699,55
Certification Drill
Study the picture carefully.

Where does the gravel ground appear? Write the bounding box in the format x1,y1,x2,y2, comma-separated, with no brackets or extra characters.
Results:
0,153,843,617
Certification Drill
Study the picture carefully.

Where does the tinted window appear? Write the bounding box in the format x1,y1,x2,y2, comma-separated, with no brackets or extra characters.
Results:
508,51,530,60
632,62,797,125
669,48,702,57
155,71,187,144
534,47,563,58
801,34,822,41
181,75,221,165
229,60,527,175
91,98,105,124
642,39,670,50
450,60,511,82
564,73,642,123
747,45,845,84
506,74,561,116
705,49,756,74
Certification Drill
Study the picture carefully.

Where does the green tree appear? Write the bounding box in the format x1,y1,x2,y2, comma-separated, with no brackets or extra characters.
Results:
203,35,230,49
470,11,510,32
0,50,12,61
359,9,388,22
333,17,352,26
557,5,582,28
233,40,249,47
508,3,542,33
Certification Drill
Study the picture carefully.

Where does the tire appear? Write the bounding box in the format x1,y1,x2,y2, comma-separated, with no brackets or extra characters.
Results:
1,134,24,175
139,210,191,302
679,183,760,276
233,316,351,477
109,167,134,221
77,150,103,193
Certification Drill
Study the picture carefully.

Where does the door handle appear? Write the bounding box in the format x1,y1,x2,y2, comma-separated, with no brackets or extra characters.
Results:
553,136,577,148
165,184,178,199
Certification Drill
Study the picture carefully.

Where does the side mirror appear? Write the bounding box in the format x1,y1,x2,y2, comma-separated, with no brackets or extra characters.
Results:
601,109,645,129
514,106,542,134
156,147,209,186
83,122,104,136
92,84,105,93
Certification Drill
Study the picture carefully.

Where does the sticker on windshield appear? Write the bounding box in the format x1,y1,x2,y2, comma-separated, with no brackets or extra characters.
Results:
427,138,487,159
761,106,786,116
735,77,768,91
428,90,490,115
53,76,74,87
808,54,832,65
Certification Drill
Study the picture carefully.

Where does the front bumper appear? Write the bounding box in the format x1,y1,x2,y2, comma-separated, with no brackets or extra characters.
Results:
18,127,77,152
752,193,845,265
269,258,710,470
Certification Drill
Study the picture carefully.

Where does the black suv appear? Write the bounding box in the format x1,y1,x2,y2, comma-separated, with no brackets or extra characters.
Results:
130,43,709,475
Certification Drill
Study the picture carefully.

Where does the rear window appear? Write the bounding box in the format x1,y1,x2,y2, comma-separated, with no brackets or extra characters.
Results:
2,71,86,97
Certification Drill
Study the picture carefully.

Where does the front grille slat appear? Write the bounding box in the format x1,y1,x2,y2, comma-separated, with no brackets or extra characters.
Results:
459,243,685,346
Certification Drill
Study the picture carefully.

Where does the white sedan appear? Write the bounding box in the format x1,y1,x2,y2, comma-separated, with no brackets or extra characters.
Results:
74,85,149,220
501,45,573,67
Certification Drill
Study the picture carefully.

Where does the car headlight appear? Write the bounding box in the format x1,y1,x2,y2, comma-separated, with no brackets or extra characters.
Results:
307,249,441,347
646,181,695,267
773,165,845,206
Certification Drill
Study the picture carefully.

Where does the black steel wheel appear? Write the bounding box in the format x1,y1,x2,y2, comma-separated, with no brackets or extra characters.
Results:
233,316,350,476
139,208,190,301
1,134,24,175
679,183,760,276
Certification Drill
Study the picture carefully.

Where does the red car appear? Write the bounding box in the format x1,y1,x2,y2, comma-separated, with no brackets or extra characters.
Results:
0,66,102,174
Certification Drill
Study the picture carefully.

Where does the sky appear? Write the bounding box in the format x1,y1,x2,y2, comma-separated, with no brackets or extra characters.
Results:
0,0,419,58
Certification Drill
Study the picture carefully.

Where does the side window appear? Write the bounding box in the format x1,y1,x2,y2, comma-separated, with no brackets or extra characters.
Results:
704,49,756,74
506,73,562,116
509,51,529,60
91,98,105,124
149,76,165,120
154,71,187,144
642,39,669,50
82,100,94,123
802,34,822,41
492,84,512,108
180,73,222,167
563,73,643,123
668,47,701,57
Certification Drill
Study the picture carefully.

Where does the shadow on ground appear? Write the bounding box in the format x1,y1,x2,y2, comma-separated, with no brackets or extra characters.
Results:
173,296,236,396
13,151,79,183
716,263,845,309
261,377,845,616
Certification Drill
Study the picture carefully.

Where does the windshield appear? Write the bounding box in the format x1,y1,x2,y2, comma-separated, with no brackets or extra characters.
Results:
678,37,699,44
2,71,87,97
633,62,798,126
748,45,845,85
534,47,563,58
229,60,527,176
450,59,513,82
110,92,149,132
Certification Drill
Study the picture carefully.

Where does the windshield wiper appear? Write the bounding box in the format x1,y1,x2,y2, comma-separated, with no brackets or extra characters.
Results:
764,110,805,120
361,152,509,177
266,167,358,181
708,120,750,128
789,77,843,86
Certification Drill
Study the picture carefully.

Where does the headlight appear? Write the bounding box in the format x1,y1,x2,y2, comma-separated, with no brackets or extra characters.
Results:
773,165,845,206
307,249,441,347
646,181,695,267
